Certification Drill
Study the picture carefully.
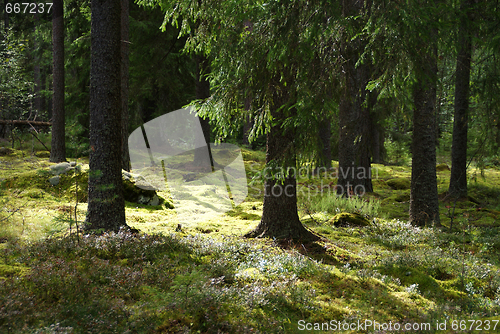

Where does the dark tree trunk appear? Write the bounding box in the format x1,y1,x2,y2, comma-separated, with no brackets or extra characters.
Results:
449,0,473,199
86,0,127,232
3,0,9,30
245,90,318,241
50,0,66,163
337,43,359,196
193,55,213,171
337,54,373,196
337,0,373,196
371,120,381,164
316,119,332,170
409,45,441,227
357,101,373,193
121,0,130,171
33,12,42,120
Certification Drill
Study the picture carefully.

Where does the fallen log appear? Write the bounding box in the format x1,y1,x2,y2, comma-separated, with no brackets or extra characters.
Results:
0,120,51,126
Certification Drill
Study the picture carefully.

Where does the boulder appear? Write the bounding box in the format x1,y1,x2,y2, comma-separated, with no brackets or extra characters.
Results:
122,171,173,208
49,162,78,175
49,175,60,186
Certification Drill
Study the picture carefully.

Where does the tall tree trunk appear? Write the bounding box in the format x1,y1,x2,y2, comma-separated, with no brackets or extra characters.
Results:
449,0,473,199
337,0,373,196
337,55,373,195
86,0,127,232
316,118,332,171
371,118,381,164
245,88,318,241
50,0,66,162
3,0,9,30
33,11,42,121
121,0,130,171
357,99,373,193
337,41,359,196
193,55,213,171
409,42,441,227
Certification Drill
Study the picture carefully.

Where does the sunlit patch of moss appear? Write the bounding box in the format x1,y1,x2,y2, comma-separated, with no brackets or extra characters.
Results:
0,262,30,280
372,178,389,189
225,206,261,220
241,148,266,163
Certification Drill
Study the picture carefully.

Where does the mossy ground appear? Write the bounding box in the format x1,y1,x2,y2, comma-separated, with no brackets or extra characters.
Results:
1,145,500,333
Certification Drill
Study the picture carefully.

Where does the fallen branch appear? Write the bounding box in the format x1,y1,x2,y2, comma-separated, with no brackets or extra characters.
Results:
0,120,51,127
28,123,51,152
0,201,29,223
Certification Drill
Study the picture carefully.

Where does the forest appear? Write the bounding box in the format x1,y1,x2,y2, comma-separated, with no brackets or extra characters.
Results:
1,0,500,332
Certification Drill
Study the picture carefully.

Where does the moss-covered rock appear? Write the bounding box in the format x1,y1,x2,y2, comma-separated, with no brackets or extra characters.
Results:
0,147,13,156
393,190,410,202
386,178,411,190
436,163,450,172
123,177,161,206
372,179,389,189
20,188,46,199
34,151,50,158
329,212,371,227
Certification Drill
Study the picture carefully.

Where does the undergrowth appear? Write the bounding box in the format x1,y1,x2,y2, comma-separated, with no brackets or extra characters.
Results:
1,148,500,333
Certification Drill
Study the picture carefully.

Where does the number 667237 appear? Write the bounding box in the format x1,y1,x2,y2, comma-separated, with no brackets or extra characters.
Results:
5,3,53,14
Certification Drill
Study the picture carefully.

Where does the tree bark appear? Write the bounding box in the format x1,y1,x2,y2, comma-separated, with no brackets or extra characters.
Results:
449,0,473,199
245,89,318,241
316,119,332,170
336,0,373,196
121,0,131,171
193,55,214,171
50,0,66,163
86,0,127,232
337,53,373,196
33,11,42,121
3,0,9,30
410,44,441,227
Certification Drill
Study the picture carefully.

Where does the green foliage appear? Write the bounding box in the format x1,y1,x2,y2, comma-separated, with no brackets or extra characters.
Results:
306,193,381,219
65,121,90,158
0,30,34,121
384,137,411,166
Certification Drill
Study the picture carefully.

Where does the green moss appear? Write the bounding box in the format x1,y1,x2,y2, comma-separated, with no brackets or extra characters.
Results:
0,263,29,279
386,178,411,190
391,190,410,202
20,188,47,199
436,163,450,171
241,148,266,163
372,179,389,189
225,206,261,220
34,151,51,158
329,212,371,227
